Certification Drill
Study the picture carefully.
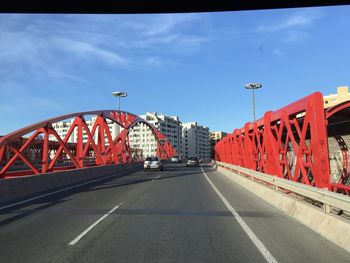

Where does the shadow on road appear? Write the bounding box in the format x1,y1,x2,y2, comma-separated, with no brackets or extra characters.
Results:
0,165,207,227
87,169,203,192
107,208,279,218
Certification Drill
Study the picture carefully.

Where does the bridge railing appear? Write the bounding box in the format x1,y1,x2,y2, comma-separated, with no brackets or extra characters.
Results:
215,91,350,195
217,161,350,215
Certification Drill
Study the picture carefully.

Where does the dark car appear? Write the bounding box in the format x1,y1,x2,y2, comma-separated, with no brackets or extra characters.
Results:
171,155,181,163
186,156,199,167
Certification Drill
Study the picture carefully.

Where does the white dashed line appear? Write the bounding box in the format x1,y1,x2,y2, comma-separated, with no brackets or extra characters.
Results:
68,201,123,246
153,175,161,181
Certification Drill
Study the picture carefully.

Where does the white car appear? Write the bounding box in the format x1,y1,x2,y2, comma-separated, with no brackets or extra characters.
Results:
144,156,164,171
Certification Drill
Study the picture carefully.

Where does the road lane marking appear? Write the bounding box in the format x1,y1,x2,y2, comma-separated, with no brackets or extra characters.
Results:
153,175,161,181
201,167,278,263
68,201,124,246
0,169,138,211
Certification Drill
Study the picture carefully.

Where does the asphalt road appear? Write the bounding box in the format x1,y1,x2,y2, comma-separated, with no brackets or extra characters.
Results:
0,163,349,263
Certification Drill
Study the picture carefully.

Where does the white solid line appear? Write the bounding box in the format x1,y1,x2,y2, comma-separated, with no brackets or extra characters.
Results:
68,201,123,246
0,169,137,211
201,167,278,263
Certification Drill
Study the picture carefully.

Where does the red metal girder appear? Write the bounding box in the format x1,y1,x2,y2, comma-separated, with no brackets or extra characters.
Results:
48,118,80,168
0,129,42,176
76,117,84,168
0,110,132,146
326,100,350,119
8,145,39,175
215,92,331,191
331,183,350,194
80,121,103,165
0,145,5,163
308,93,330,188
47,128,80,170
0,110,177,178
41,127,49,174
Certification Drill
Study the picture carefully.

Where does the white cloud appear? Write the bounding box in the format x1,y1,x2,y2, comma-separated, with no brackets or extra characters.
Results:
132,33,207,55
272,48,285,57
282,30,310,43
142,14,198,36
145,57,162,67
53,38,129,66
0,14,208,77
256,10,324,45
258,10,324,32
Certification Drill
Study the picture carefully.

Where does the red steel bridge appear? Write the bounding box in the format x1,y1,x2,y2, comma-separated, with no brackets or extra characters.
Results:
1,91,350,196
1,93,350,262
215,91,350,195
0,110,176,178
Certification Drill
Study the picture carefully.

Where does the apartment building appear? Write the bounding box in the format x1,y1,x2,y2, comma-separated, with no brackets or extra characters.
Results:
210,131,227,159
323,86,350,109
181,122,211,161
128,112,182,158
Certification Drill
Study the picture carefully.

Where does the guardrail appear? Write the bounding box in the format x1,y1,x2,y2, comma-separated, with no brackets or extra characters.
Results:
216,161,350,215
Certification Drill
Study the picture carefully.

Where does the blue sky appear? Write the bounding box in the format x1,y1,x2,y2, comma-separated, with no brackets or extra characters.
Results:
1,6,350,135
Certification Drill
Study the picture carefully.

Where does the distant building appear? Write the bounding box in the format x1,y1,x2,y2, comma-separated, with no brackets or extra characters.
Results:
210,131,227,159
210,131,227,142
324,86,350,109
128,112,182,158
181,122,211,161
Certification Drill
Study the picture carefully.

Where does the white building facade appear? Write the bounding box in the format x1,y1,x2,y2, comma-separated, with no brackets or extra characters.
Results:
128,112,182,158
50,117,119,144
181,122,211,161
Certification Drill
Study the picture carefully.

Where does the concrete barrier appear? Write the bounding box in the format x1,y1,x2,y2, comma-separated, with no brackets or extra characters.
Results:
217,165,350,253
0,162,143,206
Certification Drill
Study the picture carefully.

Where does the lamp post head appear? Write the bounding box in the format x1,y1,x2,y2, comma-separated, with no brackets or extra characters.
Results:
112,91,128,97
244,83,262,90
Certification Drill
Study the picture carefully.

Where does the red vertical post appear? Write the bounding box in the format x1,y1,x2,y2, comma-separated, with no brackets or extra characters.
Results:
41,127,49,173
308,92,330,189
264,111,280,176
97,117,106,164
232,129,239,165
244,123,253,169
252,123,259,171
76,117,84,168
0,144,5,163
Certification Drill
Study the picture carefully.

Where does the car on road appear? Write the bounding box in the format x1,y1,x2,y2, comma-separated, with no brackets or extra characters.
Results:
186,156,199,167
144,156,164,171
170,155,181,163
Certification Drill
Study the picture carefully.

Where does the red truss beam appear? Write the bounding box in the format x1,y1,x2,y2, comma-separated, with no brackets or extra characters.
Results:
0,110,177,178
215,92,331,190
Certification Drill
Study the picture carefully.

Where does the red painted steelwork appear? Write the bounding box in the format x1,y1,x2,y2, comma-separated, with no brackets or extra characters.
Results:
215,92,331,190
325,100,350,193
0,110,177,178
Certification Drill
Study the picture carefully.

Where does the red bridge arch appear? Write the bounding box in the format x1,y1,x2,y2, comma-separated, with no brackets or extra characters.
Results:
0,110,177,178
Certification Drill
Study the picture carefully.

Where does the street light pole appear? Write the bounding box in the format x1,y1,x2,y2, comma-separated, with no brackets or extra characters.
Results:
244,83,262,122
112,91,128,112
